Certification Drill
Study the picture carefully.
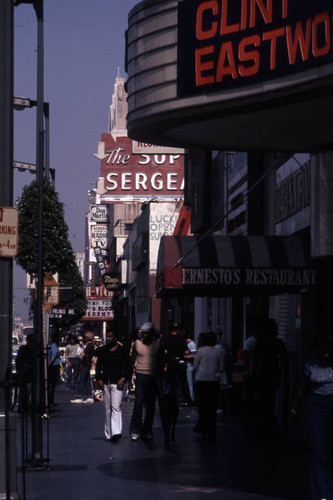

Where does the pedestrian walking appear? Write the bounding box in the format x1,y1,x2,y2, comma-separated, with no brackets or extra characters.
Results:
243,315,263,434
292,333,333,500
193,331,224,441
129,322,163,441
164,322,191,405
95,330,131,442
184,332,197,404
15,331,37,413
252,318,288,440
47,333,61,414
71,332,95,404
65,335,80,392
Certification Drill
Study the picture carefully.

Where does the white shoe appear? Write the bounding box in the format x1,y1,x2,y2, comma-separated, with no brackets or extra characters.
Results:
130,433,139,441
70,398,83,403
83,398,94,404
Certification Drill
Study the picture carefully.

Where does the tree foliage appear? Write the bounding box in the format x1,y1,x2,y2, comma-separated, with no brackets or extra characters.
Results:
16,179,87,326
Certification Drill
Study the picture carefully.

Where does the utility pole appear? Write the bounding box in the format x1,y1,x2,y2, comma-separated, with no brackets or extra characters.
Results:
14,0,47,470
0,0,19,497
30,0,46,469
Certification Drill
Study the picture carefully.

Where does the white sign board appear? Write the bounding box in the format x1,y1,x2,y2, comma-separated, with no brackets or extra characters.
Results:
132,141,184,155
91,205,110,222
81,300,114,321
90,224,109,249
149,204,180,272
0,207,19,257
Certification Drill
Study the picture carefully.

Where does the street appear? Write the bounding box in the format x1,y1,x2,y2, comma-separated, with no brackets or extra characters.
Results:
18,384,311,500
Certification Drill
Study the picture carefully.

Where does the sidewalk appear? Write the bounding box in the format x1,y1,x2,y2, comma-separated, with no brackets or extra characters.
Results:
17,384,311,500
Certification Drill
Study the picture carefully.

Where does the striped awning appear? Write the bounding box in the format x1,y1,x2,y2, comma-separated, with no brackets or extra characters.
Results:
156,234,317,297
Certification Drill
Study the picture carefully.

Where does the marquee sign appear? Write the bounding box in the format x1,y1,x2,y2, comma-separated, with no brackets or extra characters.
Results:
95,135,184,197
178,0,333,96
81,286,114,321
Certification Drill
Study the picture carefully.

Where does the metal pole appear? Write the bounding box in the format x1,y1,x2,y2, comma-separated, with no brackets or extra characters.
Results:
0,1,19,497
44,102,49,180
29,0,45,468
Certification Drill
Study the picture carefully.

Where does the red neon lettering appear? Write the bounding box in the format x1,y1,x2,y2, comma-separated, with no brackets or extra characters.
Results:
196,45,215,86
220,0,240,35
196,0,218,40
249,0,273,28
286,19,311,64
216,41,238,82
312,12,331,57
241,0,248,30
262,27,285,69
282,0,288,19
238,35,261,76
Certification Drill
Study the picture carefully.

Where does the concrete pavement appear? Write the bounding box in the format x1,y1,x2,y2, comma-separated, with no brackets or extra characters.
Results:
16,384,311,500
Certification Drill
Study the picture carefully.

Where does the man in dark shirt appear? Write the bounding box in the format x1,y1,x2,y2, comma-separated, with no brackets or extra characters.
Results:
164,323,191,405
95,330,131,442
16,333,37,413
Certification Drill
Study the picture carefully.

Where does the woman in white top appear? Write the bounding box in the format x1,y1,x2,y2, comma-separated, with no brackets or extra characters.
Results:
193,331,225,441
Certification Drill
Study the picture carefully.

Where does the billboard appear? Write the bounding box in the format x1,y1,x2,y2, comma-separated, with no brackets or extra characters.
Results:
94,135,184,197
178,0,333,97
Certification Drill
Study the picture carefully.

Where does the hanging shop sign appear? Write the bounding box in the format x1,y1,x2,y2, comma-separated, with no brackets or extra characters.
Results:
90,205,110,223
178,0,333,96
90,224,109,249
94,135,184,196
93,246,107,277
103,272,121,291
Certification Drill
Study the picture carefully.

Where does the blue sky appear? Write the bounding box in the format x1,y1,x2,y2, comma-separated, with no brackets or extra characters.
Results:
13,0,138,322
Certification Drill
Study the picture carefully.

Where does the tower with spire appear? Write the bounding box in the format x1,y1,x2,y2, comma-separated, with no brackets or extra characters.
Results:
109,69,127,136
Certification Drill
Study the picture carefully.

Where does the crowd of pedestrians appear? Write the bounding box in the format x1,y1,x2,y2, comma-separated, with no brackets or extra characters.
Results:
15,318,333,500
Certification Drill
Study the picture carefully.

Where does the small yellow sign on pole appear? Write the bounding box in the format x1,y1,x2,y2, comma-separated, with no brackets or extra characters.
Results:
0,206,19,258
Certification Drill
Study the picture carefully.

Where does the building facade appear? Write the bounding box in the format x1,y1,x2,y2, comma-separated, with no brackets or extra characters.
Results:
124,0,333,416
84,75,184,339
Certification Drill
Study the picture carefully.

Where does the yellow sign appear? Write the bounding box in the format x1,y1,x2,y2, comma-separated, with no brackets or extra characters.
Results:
44,272,58,287
0,207,19,258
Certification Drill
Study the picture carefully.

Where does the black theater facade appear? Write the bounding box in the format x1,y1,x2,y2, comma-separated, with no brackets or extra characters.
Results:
125,0,333,411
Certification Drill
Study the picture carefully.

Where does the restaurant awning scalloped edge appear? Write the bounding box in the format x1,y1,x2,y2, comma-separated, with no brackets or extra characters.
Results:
156,234,317,298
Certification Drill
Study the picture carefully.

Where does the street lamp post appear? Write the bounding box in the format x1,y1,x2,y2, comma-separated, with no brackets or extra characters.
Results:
0,1,19,498
14,97,52,183
15,0,47,470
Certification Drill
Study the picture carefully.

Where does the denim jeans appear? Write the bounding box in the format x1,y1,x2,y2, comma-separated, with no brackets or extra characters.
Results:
129,373,157,435
186,363,195,402
66,357,80,391
76,364,92,398
308,393,333,500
